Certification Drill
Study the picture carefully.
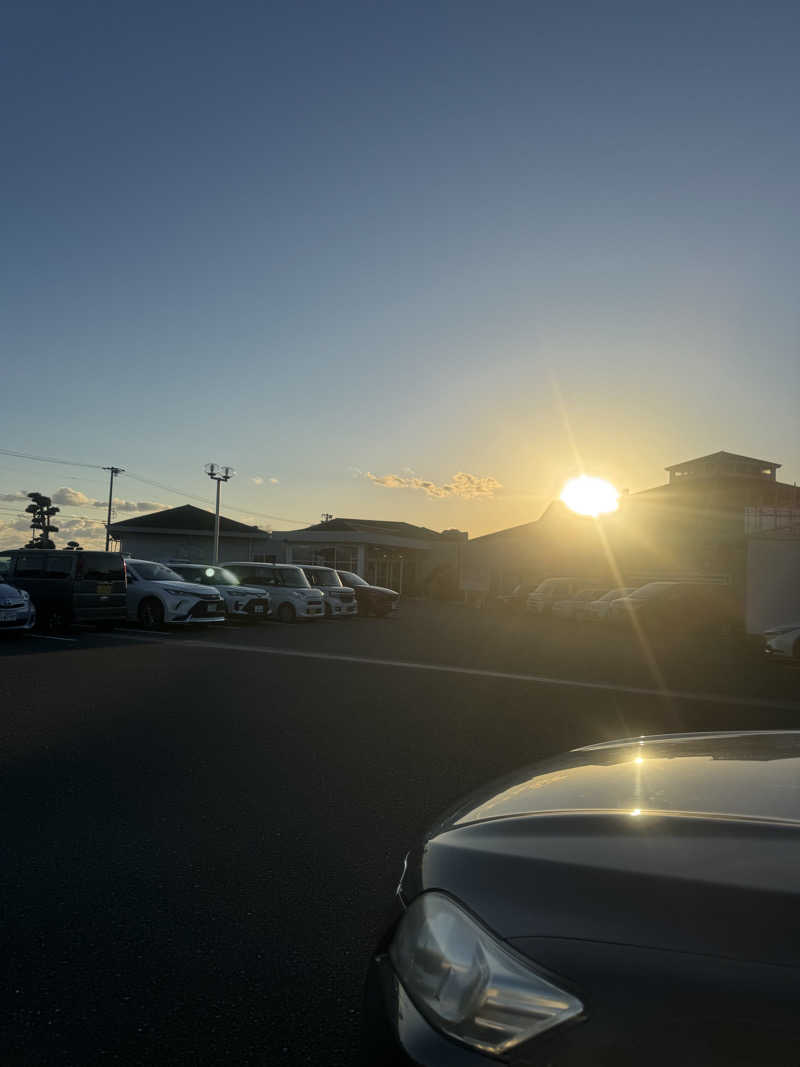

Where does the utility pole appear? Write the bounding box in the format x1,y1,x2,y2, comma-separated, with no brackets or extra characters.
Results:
102,466,125,551
205,463,235,563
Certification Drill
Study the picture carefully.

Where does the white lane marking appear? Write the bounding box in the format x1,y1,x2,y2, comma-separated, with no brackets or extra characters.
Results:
180,642,800,712
30,634,77,643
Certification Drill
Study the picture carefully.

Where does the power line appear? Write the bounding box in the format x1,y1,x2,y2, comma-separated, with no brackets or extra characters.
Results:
0,447,104,470
0,449,313,528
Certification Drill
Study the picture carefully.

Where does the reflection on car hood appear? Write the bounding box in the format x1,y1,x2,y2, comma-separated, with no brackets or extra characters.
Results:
362,585,397,596
414,732,800,959
150,580,222,597
0,582,25,599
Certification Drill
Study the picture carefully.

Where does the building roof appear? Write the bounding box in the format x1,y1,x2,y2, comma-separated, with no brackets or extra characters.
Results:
301,517,450,541
665,451,781,472
109,504,266,535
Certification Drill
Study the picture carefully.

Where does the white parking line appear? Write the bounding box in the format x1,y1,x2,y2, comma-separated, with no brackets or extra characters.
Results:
30,634,77,643
182,642,800,712
114,628,173,637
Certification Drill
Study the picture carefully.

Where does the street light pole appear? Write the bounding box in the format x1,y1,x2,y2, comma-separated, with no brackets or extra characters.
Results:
102,466,125,551
204,463,235,563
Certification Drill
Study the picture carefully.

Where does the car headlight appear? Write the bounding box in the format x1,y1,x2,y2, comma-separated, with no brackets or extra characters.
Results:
390,892,582,1055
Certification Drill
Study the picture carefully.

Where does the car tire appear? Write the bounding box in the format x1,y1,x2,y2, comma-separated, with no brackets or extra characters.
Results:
278,602,296,624
41,604,71,634
138,597,165,629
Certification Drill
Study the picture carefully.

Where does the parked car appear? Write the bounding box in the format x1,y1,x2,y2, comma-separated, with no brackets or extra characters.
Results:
608,581,738,636
551,587,608,620
526,577,584,615
0,549,127,631
0,575,36,633
496,584,534,613
167,563,270,620
577,586,637,622
125,559,225,628
763,622,800,661
223,562,324,622
297,565,358,617
364,730,800,1065
335,570,399,617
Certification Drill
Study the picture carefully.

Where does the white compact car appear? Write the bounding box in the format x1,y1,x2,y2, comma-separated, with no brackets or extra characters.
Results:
125,559,225,628
167,563,271,620
763,623,800,661
551,588,608,620
526,578,584,615
0,579,36,633
223,562,325,622
298,565,358,617
578,587,637,622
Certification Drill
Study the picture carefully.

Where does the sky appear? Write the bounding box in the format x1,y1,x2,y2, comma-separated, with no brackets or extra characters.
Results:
2,1,799,548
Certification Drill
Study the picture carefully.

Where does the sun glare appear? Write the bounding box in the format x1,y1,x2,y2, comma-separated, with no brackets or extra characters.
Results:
560,476,620,517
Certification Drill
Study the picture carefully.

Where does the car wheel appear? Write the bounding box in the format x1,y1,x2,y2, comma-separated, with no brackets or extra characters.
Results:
41,605,70,634
138,597,165,629
278,602,296,624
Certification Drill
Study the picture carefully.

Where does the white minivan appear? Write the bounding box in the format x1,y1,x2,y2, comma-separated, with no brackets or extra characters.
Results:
224,562,324,622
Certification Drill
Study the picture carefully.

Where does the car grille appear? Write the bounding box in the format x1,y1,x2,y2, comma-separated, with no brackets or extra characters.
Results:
188,599,225,618
245,598,270,614
0,600,25,609
0,617,25,628
337,590,355,602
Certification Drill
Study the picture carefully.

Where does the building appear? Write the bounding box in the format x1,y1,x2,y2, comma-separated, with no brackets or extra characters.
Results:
109,505,273,563
460,450,800,603
272,517,467,595
109,508,466,596
746,523,800,635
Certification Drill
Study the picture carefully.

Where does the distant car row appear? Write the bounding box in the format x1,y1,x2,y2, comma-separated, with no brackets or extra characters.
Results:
0,550,399,632
501,575,799,658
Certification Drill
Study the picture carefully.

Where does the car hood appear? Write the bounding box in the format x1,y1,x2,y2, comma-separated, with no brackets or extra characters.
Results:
363,584,397,596
409,732,800,961
228,585,268,596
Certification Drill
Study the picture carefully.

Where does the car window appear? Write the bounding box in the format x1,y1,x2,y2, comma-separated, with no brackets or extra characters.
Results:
14,554,47,577
129,561,185,582
78,553,125,581
304,568,341,587
275,568,310,588
0,554,12,580
45,555,73,578
338,571,367,586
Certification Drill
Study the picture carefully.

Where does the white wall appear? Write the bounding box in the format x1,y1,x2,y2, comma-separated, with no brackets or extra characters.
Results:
746,538,800,633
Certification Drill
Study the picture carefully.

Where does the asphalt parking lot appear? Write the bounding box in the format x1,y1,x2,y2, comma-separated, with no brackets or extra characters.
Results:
1,603,798,1065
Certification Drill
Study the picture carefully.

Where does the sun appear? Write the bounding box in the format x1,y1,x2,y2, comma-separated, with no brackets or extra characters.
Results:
560,475,620,517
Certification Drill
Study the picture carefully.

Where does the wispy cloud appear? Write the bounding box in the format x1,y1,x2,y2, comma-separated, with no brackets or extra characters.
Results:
250,475,265,485
268,476,279,485
251,474,279,486
366,471,502,500
0,490,27,502
347,466,363,479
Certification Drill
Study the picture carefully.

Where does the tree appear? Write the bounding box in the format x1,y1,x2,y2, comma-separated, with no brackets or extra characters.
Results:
65,540,83,551
24,492,60,549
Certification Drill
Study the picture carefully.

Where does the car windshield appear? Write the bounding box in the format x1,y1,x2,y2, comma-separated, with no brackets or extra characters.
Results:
598,587,634,602
338,571,367,587
576,588,605,600
130,561,185,582
275,568,310,588
305,568,341,587
630,582,677,599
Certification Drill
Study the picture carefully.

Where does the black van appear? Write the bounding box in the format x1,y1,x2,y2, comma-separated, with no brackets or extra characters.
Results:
0,550,127,631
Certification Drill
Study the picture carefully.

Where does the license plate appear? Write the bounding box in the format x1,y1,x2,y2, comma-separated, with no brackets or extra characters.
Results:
97,583,112,594
0,610,18,621
254,605,264,614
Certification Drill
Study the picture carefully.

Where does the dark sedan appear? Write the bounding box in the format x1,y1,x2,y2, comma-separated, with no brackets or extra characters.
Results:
336,570,399,617
364,730,800,1066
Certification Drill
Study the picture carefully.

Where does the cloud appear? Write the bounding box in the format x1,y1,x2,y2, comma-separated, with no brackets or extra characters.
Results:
0,490,27,502
251,475,279,486
90,498,165,513
347,466,363,479
250,476,265,485
268,477,279,485
52,486,95,506
366,471,502,500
